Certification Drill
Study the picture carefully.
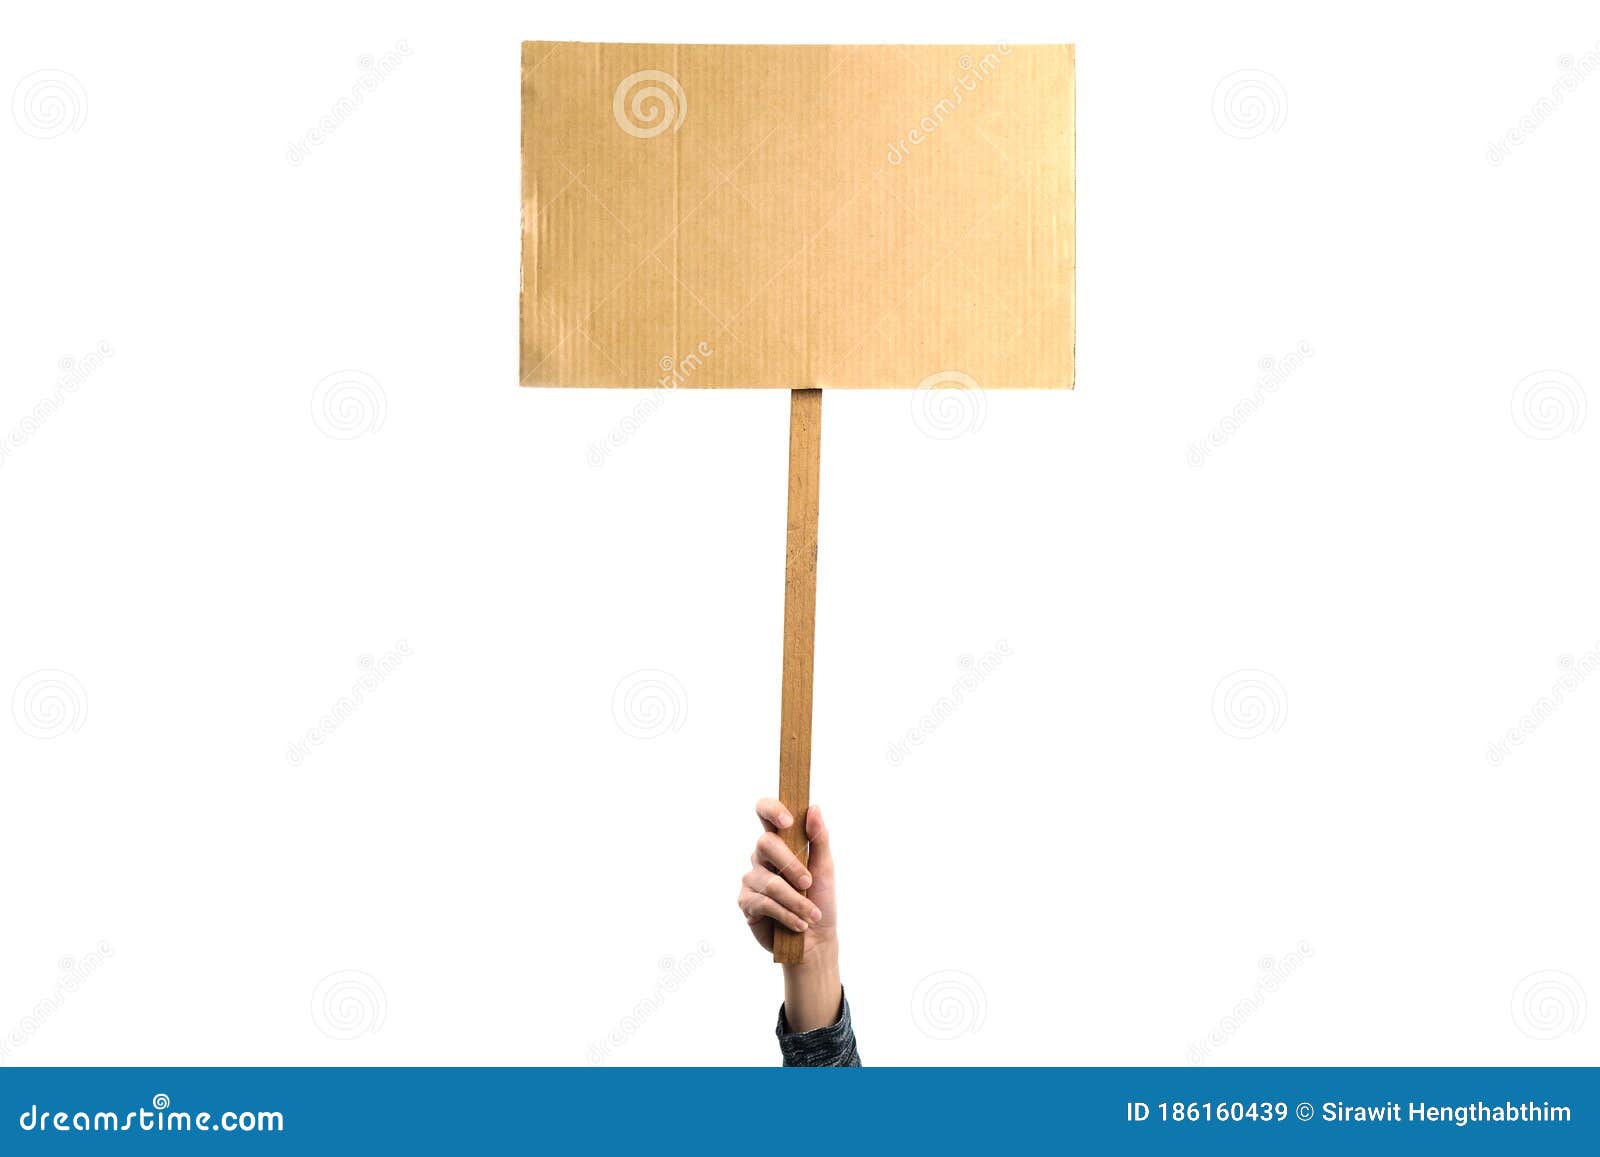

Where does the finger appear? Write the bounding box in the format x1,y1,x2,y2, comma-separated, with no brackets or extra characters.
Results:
754,798,794,834
743,866,824,923
738,889,808,933
805,805,833,879
755,832,812,890
745,910,774,951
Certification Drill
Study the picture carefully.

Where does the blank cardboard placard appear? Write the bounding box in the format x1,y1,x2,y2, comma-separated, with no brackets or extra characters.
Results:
520,42,1074,390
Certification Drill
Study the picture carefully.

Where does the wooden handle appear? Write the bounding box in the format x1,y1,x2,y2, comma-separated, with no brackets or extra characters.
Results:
773,388,821,965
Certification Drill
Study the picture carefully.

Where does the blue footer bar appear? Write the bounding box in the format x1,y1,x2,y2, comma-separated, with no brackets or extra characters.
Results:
2,1067,1595,1153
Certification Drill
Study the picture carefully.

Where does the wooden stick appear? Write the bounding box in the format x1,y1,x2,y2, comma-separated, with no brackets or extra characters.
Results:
773,388,821,965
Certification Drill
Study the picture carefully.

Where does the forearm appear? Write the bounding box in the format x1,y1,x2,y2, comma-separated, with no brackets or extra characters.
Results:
776,940,860,1067
781,940,841,1032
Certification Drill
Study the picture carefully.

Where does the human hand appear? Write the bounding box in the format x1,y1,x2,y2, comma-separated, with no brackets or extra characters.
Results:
737,799,835,955
737,799,842,1031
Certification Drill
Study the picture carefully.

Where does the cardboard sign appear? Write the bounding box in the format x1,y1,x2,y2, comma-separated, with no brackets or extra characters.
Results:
520,42,1074,389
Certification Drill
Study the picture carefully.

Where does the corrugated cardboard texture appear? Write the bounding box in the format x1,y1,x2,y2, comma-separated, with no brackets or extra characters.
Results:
521,42,1074,389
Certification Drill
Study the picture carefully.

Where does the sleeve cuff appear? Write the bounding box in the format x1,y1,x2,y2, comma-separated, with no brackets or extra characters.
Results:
776,988,861,1067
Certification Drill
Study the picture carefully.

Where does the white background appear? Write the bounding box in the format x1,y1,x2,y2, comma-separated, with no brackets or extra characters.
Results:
2,1,1596,1066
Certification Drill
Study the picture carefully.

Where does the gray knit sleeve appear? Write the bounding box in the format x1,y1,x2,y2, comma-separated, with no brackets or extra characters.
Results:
776,989,861,1067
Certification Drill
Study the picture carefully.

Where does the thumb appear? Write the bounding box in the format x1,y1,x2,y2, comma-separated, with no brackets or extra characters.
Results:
805,805,834,885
